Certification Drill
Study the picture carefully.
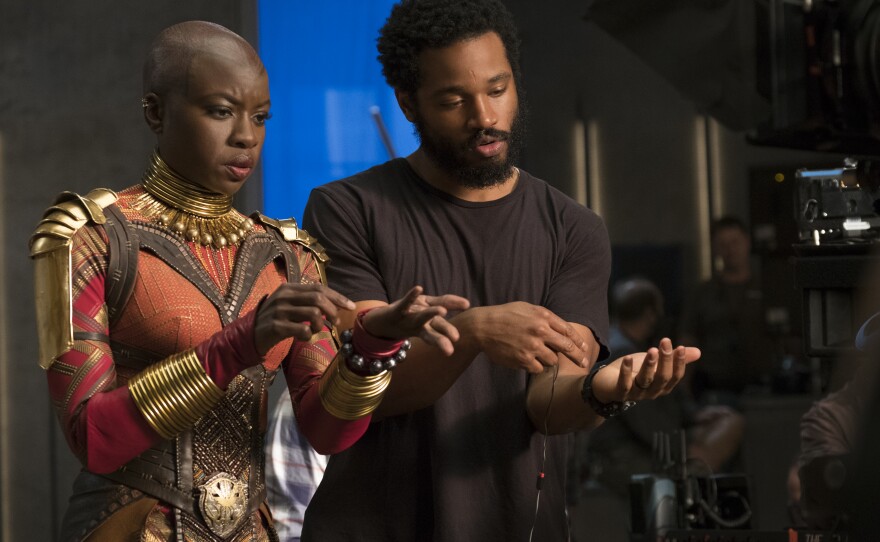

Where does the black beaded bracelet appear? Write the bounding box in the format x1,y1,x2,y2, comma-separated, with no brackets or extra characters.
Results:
581,362,636,418
339,328,412,375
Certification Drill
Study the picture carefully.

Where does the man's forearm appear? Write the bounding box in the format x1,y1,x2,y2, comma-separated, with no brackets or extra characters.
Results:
373,336,479,418
341,302,480,419
526,360,604,434
526,322,604,434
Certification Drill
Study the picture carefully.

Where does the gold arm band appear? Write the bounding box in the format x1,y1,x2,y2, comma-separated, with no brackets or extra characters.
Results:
318,353,392,420
33,247,73,369
128,349,224,439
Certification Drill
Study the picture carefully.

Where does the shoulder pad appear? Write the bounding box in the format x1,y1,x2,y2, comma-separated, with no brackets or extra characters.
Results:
29,188,118,257
30,188,117,369
252,212,329,264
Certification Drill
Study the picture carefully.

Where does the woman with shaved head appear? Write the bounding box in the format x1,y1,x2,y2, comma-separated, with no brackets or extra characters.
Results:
30,21,467,541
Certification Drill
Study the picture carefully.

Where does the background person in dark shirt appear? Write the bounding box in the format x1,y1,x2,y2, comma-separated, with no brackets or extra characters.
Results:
298,1,700,540
679,216,775,407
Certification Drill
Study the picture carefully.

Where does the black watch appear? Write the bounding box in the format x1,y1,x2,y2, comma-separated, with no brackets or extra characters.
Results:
581,362,636,418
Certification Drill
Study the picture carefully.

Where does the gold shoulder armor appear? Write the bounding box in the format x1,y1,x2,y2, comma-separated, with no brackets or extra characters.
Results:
30,188,118,369
253,212,331,281
253,213,329,262
29,188,117,256
253,213,297,239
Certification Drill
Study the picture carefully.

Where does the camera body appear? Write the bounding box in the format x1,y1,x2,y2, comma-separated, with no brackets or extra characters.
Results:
630,473,752,539
793,158,880,357
795,158,880,244
629,431,752,540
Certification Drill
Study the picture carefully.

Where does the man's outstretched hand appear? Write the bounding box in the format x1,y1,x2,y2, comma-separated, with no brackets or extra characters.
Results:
590,338,701,403
362,286,471,355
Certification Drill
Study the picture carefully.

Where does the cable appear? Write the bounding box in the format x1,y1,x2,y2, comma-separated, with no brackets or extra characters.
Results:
528,364,559,542
682,456,752,529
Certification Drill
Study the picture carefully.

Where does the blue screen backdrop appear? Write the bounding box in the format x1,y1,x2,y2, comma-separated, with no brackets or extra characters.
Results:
258,1,418,222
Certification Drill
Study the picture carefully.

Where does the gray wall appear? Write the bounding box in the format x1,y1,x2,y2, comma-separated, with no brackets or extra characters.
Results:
0,1,851,539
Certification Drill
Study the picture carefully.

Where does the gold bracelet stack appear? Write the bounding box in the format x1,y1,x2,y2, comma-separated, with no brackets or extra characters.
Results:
129,349,225,439
319,353,392,420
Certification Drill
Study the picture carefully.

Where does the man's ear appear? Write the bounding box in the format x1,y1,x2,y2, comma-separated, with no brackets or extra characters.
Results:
142,92,163,134
395,89,417,123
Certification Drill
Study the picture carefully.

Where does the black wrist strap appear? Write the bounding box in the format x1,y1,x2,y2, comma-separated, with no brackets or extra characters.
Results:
581,361,636,418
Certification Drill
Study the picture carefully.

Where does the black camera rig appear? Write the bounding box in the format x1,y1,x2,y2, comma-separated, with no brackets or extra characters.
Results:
793,158,880,358
629,431,752,541
796,157,880,245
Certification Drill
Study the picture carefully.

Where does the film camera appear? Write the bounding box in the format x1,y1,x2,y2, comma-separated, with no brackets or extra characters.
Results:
793,158,880,357
589,0,880,155
753,0,880,155
795,157,880,244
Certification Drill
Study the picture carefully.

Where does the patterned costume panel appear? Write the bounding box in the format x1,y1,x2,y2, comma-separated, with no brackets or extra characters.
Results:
112,251,224,366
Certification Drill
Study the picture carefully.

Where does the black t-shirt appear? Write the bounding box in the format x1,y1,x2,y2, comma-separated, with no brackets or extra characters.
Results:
679,277,774,398
301,158,610,541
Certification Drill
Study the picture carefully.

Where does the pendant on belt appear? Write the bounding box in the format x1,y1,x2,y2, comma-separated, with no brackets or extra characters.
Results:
198,472,247,538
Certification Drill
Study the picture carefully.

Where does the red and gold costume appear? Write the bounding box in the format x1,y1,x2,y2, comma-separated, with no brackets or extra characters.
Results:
30,154,384,542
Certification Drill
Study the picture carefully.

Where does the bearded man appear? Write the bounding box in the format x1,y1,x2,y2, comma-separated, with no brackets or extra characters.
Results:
297,1,699,540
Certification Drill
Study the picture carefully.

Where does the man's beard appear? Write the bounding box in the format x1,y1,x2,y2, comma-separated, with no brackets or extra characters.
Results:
413,103,527,189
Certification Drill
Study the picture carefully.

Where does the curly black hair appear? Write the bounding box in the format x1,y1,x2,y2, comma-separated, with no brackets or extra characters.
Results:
377,0,522,95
